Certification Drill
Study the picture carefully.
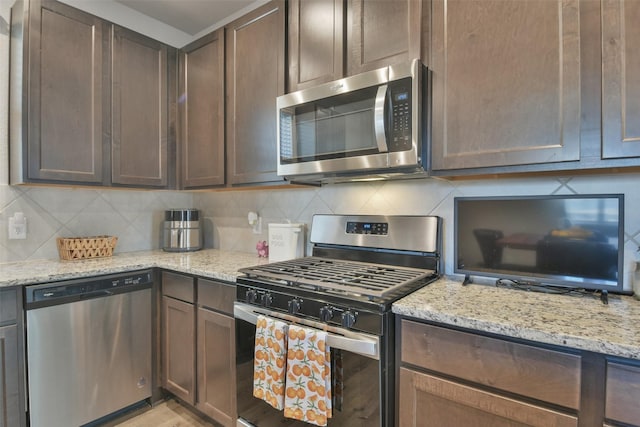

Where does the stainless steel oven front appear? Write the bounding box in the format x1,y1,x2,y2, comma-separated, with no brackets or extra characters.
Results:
234,302,392,427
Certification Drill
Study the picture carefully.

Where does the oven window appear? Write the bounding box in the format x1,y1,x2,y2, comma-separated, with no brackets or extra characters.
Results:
236,318,381,426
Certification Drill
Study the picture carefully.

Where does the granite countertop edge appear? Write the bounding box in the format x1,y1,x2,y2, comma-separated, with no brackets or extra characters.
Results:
393,277,640,361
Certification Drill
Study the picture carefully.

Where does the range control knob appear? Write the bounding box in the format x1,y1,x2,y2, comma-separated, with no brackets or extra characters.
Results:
288,298,302,315
341,310,357,328
319,306,334,322
245,289,258,304
261,293,273,308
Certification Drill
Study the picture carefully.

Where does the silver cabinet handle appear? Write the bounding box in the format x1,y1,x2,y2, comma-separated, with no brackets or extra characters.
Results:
374,84,389,153
233,302,379,359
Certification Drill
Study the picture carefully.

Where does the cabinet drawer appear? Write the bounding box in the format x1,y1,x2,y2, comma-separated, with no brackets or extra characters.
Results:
0,288,17,325
605,361,640,426
401,320,581,409
398,368,578,427
198,279,235,316
162,271,195,303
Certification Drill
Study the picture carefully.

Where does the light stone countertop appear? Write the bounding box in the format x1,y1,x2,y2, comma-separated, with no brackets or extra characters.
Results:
3,252,639,361
393,277,640,360
0,249,269,287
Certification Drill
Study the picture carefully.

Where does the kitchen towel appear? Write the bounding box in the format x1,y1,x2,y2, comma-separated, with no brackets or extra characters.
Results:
284,325,332,426
253,315,288,410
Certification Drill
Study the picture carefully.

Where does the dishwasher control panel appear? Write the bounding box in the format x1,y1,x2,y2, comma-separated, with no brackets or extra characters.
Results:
25,270,153,307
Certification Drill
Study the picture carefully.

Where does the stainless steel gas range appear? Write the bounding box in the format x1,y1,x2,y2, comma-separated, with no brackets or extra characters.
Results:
234,214,442,427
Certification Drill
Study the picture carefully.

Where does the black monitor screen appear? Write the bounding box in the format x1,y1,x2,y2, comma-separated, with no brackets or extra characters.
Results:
454,194,624,292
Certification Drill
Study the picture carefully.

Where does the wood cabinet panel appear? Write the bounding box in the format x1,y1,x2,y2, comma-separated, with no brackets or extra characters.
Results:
162,296,196,404
162,271,195,303
20,0,104,184
226,1,285,185
197,279,235,316
111,26,168,187
398,368,578,427
0,325,20,427
401,320,581,409
179,30,225,188
347,0,423,75
196,308,236,427
0,289,17,325
431,0,581,171
602,0,640,158
288,0,344,91
605,361,640,426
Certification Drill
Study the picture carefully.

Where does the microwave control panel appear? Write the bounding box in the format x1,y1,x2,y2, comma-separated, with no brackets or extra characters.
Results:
388,77,412,152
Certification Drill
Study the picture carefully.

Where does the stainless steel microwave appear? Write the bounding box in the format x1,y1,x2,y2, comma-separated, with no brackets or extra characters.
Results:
277,59,429,183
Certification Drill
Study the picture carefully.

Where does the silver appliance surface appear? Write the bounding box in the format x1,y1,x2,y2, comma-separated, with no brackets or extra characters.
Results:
26,274,152,427
276,59,429,183
239,214,441,300
163,208,201,252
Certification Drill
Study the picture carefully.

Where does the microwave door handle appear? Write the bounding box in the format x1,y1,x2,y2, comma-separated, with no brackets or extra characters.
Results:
374,84,389,153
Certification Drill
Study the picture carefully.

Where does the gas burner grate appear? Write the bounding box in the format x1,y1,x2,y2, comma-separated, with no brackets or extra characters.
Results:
239,257,433,298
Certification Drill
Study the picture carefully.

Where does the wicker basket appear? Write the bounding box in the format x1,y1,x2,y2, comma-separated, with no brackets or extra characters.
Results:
56,236,118,260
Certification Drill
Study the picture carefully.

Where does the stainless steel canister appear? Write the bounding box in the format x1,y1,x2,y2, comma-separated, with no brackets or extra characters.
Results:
163,209,201,252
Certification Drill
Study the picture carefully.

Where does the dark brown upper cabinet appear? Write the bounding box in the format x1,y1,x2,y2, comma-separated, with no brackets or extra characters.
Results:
346,0,426,75
430,0,582,172
225,0,286,186
10,0,173,188
601,0,640,159
288,0,427,92
111,26,170,188
288,0,344,92
178,29,225,189
10,0,105,185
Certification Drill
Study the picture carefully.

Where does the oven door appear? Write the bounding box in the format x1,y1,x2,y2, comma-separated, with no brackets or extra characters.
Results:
234,302,382,427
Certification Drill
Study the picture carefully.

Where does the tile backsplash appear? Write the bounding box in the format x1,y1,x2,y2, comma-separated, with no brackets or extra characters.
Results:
2,172,639,290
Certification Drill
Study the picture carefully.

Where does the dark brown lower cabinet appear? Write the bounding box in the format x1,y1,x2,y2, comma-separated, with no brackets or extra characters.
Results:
0,288,24,427
162,295,196,404
161,272,236,426
398,368,578,427
605,361,640,427
196,307,236,427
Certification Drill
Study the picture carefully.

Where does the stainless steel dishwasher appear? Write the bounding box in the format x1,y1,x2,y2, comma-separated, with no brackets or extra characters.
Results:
25,270,153,427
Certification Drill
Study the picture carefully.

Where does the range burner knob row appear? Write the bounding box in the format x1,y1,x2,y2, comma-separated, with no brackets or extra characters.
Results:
288,298,302,314
245,289,258,304
261,293,273,308
341,310,357,328
319,306,334,322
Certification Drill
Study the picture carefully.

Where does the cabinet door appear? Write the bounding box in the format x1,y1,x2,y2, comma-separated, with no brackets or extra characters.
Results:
346,0,423,75
605,362,640,426
179,29,225,188
196,308,236,427
162,296,195,404
112,26,169,187
226,0,286,185
602,0,640,159
398,368,578,427
0,325,20,427
23,0,104,183
288,0,344,91
430,0,581,171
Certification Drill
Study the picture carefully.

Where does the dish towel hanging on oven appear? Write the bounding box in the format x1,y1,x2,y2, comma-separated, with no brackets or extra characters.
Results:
284,325,332,426
253,315,288,410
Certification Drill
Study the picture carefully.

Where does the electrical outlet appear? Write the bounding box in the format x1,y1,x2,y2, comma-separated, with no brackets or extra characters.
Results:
8,212,27,240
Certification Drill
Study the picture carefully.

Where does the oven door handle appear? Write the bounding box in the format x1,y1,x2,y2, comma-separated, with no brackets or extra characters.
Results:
374,84,389,153
233,302,380,360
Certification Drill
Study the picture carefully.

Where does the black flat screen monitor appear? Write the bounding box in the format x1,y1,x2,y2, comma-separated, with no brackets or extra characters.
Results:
454,194,624,292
